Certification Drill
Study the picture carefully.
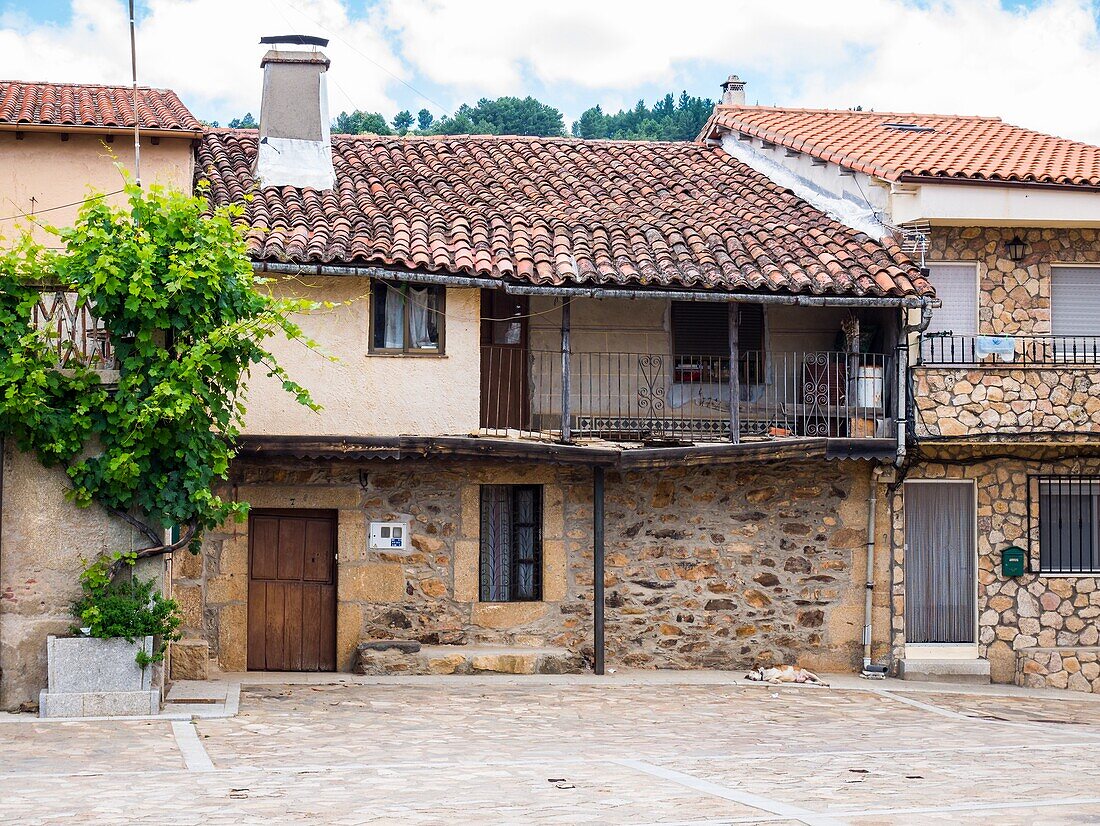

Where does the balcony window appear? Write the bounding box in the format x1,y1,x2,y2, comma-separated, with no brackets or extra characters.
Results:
921,263,978,364
670,301,764,384
370,281,444,354
1051,267,1100,362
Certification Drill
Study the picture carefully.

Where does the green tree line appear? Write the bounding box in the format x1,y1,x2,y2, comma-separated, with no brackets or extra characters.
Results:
214,90,715,141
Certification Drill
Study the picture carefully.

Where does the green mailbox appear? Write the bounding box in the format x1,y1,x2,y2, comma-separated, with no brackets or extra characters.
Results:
1002,546,1027,577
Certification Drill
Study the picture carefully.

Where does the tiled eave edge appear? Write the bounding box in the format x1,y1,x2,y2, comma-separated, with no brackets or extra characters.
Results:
251,261,933,309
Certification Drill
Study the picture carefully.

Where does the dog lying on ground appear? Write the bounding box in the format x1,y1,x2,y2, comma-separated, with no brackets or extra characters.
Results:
745,665,829,686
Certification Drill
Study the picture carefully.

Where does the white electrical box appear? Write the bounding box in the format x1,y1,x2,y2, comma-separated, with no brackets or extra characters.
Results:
369,521,408,550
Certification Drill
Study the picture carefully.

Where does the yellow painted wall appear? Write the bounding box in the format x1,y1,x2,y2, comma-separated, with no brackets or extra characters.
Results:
0,131,194,245
242,277,482,437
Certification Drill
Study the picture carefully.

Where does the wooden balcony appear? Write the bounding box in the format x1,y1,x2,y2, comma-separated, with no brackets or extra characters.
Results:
481,346,895,444
32,289,114,369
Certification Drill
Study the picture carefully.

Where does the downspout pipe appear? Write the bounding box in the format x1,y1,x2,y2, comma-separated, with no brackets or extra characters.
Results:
895,302,934,467
861,463,888,678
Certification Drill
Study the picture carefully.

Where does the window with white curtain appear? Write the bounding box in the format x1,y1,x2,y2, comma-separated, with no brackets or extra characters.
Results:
370,281,444,353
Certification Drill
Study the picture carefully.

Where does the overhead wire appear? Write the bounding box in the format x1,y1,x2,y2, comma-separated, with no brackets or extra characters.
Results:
265,269,573,324
277,0,452,117
0,190,126,224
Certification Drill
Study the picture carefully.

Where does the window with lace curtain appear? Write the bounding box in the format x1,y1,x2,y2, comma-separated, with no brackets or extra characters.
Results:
369,281,445,354
479,485,542,602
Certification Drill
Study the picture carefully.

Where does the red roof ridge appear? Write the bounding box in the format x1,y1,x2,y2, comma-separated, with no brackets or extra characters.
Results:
715,104,1002,122
705,105,1100,187
325,132,709,150
0,79,174,94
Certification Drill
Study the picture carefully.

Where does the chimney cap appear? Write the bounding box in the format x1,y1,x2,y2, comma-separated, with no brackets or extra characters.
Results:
720,74,747,106
259,34,330,47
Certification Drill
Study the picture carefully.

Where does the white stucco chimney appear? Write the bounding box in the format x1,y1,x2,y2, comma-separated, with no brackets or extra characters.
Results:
254,35,336,190
721,75,747,107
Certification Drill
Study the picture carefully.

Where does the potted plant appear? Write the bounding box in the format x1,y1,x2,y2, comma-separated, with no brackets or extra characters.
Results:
0,176,321,716
40,553,183,717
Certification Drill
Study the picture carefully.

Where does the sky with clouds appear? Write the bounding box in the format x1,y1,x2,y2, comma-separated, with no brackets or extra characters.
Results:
1,0,1099,142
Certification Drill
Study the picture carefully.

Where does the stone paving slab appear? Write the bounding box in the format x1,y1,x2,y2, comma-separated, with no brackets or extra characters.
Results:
891,690,1100,726
0,719,183,776
4,678,1100,824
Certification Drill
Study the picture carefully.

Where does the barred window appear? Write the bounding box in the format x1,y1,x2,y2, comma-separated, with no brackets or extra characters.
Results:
1036,476,1100,574
479,485,542,602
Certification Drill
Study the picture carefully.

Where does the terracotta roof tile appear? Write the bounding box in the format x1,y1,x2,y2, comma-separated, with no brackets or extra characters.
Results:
702,106,1100,188
0,80,202,132
197,130,930,298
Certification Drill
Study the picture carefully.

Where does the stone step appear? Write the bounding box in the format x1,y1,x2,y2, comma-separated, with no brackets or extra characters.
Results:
354,641,586,676
898,658,991,684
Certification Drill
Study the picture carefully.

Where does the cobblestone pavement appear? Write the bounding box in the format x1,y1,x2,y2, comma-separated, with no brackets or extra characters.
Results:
3,676,1100,824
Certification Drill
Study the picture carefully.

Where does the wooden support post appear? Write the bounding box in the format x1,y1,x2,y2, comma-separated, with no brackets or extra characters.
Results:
845,314,861,437
561,298,571,443
728,303,740,444
593,464,605,676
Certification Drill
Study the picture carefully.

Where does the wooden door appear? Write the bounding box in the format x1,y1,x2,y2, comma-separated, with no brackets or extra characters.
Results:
480,291,529,430
247,509,337,671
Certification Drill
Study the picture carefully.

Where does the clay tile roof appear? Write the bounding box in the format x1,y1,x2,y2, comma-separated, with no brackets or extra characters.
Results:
701,106,1100,188
197,129,931,298
0,80,203,133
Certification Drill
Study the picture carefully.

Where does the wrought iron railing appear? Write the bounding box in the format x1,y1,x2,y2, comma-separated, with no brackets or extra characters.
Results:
31,290,114,368
481,346,894,442
920,333,1100,366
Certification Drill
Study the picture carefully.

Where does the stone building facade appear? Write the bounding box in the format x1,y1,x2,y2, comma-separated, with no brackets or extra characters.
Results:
172,456,893,678
891,449,1100,689
899,225,1100,692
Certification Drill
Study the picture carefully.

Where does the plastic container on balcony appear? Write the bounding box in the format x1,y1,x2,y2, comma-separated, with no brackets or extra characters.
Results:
855,366,884,408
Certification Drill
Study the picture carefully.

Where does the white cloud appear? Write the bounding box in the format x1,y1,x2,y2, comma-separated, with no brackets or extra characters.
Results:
381,0,1100,143
2,0,1100,142
0,0,404,123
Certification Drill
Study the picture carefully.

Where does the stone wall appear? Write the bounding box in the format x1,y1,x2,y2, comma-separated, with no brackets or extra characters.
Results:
891,450,1100,685
181,456,892,675
0,446,151,710
916,227,1100,441
1017,647,1100,693
914,367,1100,439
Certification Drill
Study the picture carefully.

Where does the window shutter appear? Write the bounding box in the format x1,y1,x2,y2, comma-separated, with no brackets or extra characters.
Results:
738,303,764,353
672,302,726,357
1052,267,1100,336
671,302,763,356
925,264,978,335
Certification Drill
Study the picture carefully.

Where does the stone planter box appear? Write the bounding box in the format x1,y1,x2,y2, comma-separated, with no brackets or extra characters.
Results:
39,635,160,718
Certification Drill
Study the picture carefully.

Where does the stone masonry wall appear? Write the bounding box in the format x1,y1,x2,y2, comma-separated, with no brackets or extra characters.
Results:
914,367,1100,438
929,226,1100,336
891,450,1100,686
180,456,892,675
1017,647,1100,693
918,227,1100,441
0,446,144,710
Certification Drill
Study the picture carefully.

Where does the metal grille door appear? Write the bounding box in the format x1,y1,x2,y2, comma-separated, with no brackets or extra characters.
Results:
905,482,976,644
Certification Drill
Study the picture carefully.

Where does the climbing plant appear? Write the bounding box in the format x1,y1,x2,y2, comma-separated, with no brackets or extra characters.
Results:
0,177,321,573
